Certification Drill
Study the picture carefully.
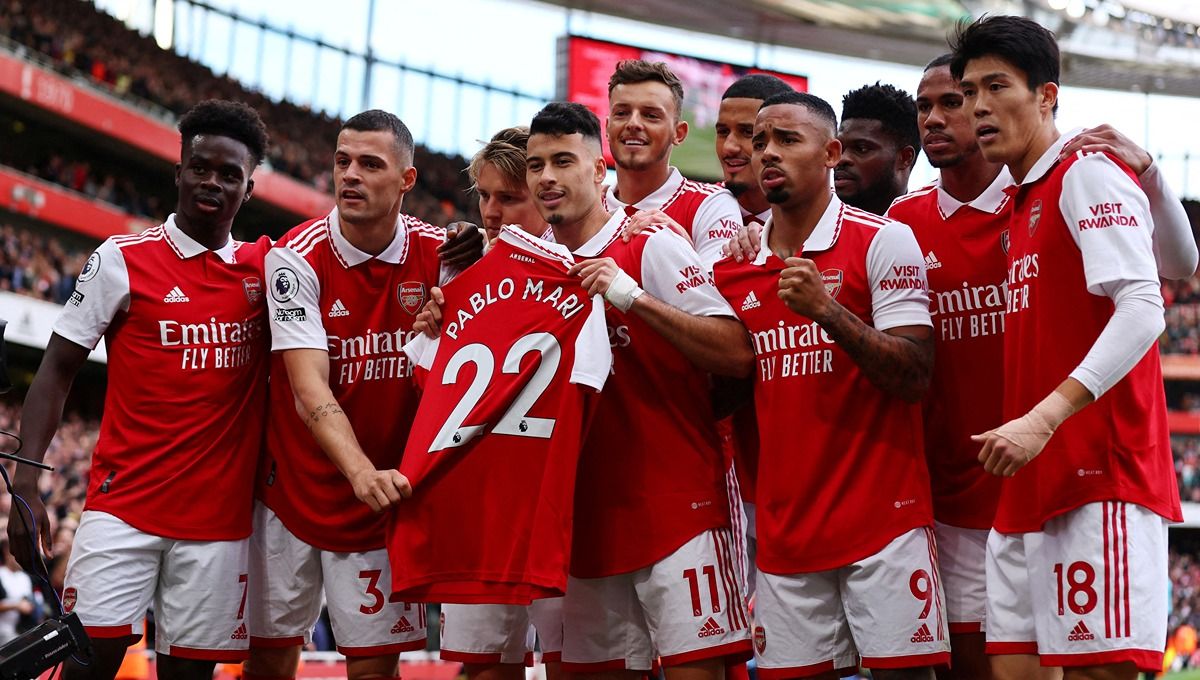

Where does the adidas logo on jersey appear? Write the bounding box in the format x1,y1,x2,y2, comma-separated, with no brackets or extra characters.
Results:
163,286,191,303
230,622,247,640
924,251,942,270
1068,620,1095,641
392,616,416,634
910,623,935,643
741,291,761,311
328,299,350,317
698,616,726,638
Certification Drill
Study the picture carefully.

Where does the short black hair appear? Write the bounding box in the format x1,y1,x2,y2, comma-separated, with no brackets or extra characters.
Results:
924,53,954,72
759,91,838,132
840,82,920,152
722,74,793,102
341,109,415,163
529,102,602,144
949,15,1060,113
178,99,269,167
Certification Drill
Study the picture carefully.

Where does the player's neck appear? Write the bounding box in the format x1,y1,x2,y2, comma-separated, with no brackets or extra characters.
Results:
614,163,671,206
340,210,400,256
1008,123,1060,184
768,190,832,259
739,188,770,217
939,152,1004,204
552,203,610,253
172,212,232,251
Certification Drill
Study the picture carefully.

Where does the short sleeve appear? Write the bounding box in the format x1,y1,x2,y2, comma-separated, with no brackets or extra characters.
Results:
865,221,933,331
1059,153,1159,294
691,189,744,271
52,239,130,350
639,228,736,318
570,295,612,392
265,246,327,352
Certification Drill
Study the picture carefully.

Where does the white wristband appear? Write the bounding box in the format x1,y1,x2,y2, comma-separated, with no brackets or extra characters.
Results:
604,268,644,312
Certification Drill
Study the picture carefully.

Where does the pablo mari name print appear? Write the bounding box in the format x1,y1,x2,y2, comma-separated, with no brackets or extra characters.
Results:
443,276,587,340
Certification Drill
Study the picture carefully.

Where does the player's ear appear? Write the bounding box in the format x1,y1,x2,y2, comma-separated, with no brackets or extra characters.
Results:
1039,82,1059,115
673,118,688,146
243,178,254,203
174,163,182,187
593,155,607,183
401,166,418,194
825,137,842,169
898,145,917,172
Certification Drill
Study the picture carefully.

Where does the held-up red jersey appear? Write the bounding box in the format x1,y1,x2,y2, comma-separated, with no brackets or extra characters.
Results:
571,212,737,578
605,167,743,269
886,172,1012,530
261,208,446,552
53,217,270,540
388,227,611,604
996,137,1181,533
712,196,934,573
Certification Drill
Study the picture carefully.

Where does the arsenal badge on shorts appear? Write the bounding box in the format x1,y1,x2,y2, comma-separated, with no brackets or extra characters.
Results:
62,587,77,613
1029,199,1042,236
243,277,263,304
398,282,427,315
821,269,843,299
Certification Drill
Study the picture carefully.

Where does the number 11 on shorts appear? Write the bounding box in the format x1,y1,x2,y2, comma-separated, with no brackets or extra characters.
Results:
683,566,722,617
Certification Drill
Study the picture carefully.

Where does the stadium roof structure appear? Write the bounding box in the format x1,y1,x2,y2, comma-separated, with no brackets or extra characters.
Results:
538,0,1200,98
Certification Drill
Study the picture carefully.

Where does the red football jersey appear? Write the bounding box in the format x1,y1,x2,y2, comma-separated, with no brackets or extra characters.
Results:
388,227,611,604
996,138,1181,533
605,167,743,268
886,173,1011,530
570,212,737,578
260,209,445,552
53,217,270,540
713,196,934,574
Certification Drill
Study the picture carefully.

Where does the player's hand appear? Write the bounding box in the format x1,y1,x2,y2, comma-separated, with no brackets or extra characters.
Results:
778,257,834,321
413,287,445,339
1059,124,1153,175
350,468,413,512
621,209,690,242
972,391,1072,477
7,494,52,573
568,258,643,312
722,223,762,263
439,222,485,268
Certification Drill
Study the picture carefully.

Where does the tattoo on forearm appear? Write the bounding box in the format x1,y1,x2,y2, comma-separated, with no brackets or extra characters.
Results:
306,402,344,430
815,304,933,402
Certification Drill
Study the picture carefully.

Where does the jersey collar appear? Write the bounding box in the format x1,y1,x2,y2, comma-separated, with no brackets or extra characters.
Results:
163,214,236,264
326,207,410,268
498,225,576,265
752,193,843,266
604,167,685,212
1016,127,1084,186
572,211,626,259
740,204,771,225
936,166,1013,218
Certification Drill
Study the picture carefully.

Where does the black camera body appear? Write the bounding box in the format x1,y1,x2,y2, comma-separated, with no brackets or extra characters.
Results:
0,612,91,679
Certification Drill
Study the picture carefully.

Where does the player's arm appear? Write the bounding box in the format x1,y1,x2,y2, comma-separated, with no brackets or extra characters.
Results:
265,246,409,512
569,229,754,377
1059,124,1198,279
281,349,410,512
9,241,128,571
690,189,745,270
8,335,90,571
779,221,934,402
974,153,1164,476
438,221,485,269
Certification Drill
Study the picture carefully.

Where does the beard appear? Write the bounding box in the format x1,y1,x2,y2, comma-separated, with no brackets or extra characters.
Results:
725,180,750,198
546,212,564,225
927,151,967,169
613,143,671,172
765,188,790,204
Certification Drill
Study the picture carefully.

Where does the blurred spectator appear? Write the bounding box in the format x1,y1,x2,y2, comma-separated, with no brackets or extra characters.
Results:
0,223,90,305
0,539,34,643
0,0,478,227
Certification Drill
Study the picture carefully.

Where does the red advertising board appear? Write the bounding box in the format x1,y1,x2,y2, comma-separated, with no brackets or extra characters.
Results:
0,167,154,239
559,36,809,180
0,51,332,224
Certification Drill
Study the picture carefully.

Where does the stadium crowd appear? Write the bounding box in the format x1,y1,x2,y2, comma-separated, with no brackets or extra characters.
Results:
0,0,478,227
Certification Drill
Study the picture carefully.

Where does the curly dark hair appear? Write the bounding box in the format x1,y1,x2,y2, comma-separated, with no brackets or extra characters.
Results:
840,82,920,154
178,99,270,167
